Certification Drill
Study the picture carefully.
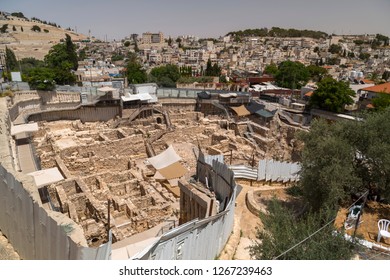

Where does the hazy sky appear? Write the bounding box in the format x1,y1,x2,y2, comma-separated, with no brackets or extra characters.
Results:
3,0,390,40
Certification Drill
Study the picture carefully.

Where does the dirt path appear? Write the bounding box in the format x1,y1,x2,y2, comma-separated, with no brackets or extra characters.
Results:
219,182,263,260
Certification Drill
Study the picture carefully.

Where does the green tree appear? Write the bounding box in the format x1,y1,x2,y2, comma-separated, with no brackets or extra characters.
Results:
372,93,390,111
124,41,131,47
328,44,342,54
64,34,78,70
5,46,18,72
19,57,44,73
11,12,25,18
274,60,310,89
149,64,180,87
134,40,139,52
382,70,390,81
126,61,147,84
31,25,41,32
78,48,87,61
359,53,370,61
297,119,361,211
306,65,328,82
26,67,56,90
264,63,278,76
111,53,125,61
297,108,390,211
309,77,355,113
219,75,227,83
205,58,213,76
0,24,8,33
212,63,221,76
43,34,78,85
249,199,355,259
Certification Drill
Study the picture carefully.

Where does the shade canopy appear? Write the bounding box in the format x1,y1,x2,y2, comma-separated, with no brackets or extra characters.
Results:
147,145,182,170
97,86,116,92
147,146,187,181
230,105,251,117
28,167,64,187
11,123,39,136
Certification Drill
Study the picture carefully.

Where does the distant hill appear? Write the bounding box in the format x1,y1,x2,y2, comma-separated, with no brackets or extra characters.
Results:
0,11,88,60
226,27,328,40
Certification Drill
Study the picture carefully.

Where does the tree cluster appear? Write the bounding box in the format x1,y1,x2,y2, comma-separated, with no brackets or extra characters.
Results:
11,12,26,19
298,108,390,211
267,61,329,89
328,44,342,54
205,58,221,76
5,46,18,72
31,25,41,32
21,34,79,89
309,77,355,113
148,64,180,88
0,24,8,33
31,17,59,28
227,27,328,40
125,53,147,84
250,199,355,260
274,60,310,89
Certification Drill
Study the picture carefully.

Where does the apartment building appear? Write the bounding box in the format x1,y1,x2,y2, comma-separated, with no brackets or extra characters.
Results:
142,32,164,44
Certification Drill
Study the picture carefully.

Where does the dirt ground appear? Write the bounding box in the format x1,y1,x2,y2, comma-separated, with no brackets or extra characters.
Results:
0,231,19,260
335,200,390,248
219,181,291,260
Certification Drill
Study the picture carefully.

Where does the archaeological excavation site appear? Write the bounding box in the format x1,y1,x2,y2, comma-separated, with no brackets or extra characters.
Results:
31,104,301,247
0,87,305,259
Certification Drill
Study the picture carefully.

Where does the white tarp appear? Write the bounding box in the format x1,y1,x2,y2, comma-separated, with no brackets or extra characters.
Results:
121,93,153,102
98,86,116,92
219,93,237,98
121,95,140,102
27,167,64,187
11,123,39,136
147,145,182,170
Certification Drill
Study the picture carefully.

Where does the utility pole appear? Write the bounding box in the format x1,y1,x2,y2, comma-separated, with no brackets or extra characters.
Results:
107,199,111,240
352,191,368,241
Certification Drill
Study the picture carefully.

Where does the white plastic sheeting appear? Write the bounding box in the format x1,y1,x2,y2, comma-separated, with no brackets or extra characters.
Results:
147,145,182,170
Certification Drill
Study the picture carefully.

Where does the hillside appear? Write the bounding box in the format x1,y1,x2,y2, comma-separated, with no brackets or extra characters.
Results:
0,14,88,60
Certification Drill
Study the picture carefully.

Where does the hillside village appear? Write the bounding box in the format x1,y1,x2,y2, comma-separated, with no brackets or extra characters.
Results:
0,10,390,262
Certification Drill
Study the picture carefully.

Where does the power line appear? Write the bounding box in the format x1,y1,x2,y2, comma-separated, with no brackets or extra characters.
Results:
273,190,369,260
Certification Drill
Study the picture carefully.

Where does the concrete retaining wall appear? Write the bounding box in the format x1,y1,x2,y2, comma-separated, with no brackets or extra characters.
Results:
28,106,120,123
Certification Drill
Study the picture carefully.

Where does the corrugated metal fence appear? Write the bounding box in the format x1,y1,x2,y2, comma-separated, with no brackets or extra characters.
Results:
230,159,301,183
